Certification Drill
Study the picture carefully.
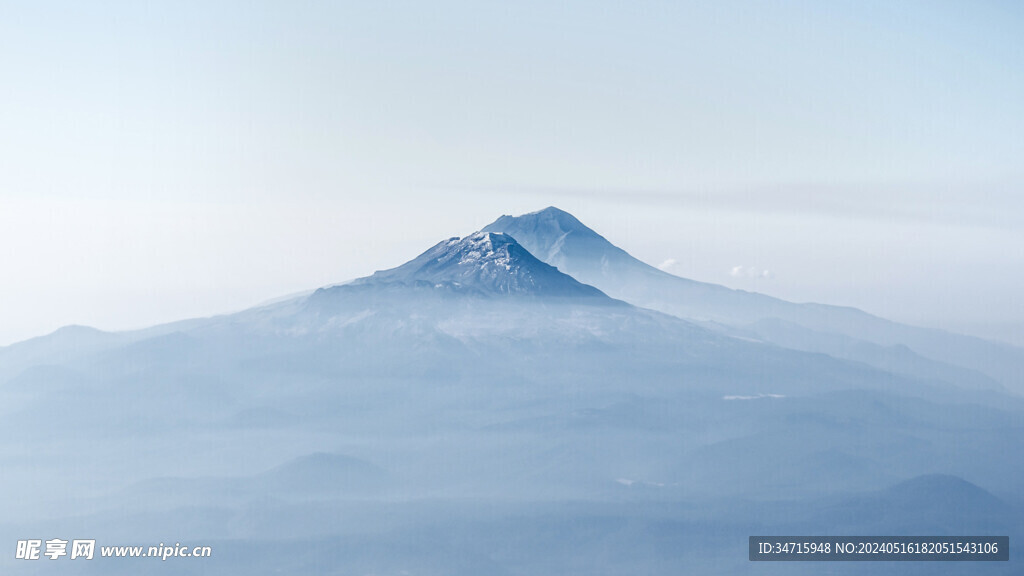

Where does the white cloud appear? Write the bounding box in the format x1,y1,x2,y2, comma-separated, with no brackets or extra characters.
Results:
730,265,774,279
658,258,678,271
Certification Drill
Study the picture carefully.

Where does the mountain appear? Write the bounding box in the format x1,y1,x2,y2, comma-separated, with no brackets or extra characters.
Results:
484,207,1022,392
2,215,1024,575
809,474,1013,533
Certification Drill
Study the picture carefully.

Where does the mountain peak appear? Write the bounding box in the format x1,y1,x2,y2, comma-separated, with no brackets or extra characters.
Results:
482,207,652,282
525,206,592,231
485,206,601,243
348,230,608,298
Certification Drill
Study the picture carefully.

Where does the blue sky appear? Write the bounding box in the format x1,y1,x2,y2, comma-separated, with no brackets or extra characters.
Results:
1,0,1022,345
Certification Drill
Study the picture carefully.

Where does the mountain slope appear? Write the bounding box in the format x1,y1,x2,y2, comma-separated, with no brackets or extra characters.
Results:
484,207,1024,391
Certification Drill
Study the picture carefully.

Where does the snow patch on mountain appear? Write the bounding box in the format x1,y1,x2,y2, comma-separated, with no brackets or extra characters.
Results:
349,231,609,299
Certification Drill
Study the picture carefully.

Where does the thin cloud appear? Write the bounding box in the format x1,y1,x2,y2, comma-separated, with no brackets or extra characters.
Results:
730,265,774,279
476,181,1024,229
723,393,786,401
658,258,678,272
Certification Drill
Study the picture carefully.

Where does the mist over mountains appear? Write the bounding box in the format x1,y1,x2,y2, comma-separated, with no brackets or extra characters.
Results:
1,207,1021,575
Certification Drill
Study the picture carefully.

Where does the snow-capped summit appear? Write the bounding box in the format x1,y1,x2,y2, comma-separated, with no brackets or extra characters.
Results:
350,230,608,298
